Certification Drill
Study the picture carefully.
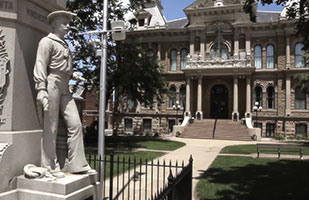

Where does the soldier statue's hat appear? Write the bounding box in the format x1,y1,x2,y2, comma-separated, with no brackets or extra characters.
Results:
47,10,76,24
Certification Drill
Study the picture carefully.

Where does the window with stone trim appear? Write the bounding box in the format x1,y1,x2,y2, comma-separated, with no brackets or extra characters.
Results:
266,44,275,69
179,86,186,108
295,43,305,68
266,123,275,137
124,118,133,132
254,45,262,69
254,86,263,107
295,86,306,109
210,43,228,59
266,86,275,109
295,124,307,138
143,119,152,133
170,49,177,71
180,48,188,69
168,86,176,107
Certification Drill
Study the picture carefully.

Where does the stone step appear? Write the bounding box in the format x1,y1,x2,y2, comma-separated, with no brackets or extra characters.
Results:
181,119,252,141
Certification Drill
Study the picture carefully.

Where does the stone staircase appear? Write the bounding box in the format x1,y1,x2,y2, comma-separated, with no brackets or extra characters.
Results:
181,119,252,141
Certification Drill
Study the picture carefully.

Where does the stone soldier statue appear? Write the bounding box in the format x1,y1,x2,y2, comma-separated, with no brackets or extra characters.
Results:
33,10,94,178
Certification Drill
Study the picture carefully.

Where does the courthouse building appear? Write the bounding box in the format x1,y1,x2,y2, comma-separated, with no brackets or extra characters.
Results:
110,0,309,139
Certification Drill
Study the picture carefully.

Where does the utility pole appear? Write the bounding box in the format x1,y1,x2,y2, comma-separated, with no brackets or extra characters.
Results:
98,0,108,198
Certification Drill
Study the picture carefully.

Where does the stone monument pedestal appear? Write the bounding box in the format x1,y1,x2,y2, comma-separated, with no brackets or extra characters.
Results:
0,173,99,200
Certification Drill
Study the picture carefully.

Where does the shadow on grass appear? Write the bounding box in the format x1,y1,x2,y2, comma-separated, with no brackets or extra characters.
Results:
85,135,184,151
196,156,309,200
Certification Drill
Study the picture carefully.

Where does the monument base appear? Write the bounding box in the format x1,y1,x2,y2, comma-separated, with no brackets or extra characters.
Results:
0,173,99,200
0,130,42,192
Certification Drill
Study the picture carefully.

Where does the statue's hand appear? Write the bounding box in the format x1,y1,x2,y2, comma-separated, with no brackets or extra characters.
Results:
72,72,86,82
37,90,49,111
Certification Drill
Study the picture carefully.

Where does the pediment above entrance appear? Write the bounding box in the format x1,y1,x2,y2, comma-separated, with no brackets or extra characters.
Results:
184,0,244,10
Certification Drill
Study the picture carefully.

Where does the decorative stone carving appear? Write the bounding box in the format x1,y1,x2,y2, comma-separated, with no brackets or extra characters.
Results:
0,29,9,126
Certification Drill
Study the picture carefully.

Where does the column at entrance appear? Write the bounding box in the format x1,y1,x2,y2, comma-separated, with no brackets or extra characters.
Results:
285,75,291,116
232,76,239,121
245,76,251,118
185,77,191,117
196,76,203,120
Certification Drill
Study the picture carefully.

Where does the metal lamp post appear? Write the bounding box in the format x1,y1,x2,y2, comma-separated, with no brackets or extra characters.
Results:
253,101,262,127
173,101,182,125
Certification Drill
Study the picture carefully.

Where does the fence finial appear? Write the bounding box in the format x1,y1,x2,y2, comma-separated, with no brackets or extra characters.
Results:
189,154,193,164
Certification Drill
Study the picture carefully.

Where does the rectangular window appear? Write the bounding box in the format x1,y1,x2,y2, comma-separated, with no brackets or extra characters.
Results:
124,118,133,132
296,124,307,138
266,123,275,138
143,119,152,133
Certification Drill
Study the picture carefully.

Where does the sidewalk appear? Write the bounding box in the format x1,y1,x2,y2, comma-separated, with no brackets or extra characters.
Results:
159,137,256,200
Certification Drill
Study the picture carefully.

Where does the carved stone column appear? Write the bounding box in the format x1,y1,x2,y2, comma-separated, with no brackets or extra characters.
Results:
285,75,291,116
245,34,251,56
200,36,206,59
232,76,239,121
234,34,239,58
185,77,191,117
286,36,290,69
196,76,203,120
157,43,161,60
245,76,251,118
190,34,194,55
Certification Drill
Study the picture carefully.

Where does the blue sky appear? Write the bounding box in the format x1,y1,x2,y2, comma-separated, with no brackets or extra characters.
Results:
161,0,284,21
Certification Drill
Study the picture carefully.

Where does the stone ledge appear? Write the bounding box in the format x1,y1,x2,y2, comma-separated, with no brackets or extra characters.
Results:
17,173,97,195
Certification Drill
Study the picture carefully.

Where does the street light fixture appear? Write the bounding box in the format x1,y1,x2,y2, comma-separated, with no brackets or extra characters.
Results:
253,101,262,127
173,101,182,125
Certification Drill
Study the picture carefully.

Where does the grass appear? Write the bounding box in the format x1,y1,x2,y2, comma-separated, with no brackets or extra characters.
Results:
220,143,309,155
85,136,186,151
135,140,185,150
87,151,165,178
196,156,309,200
85,137,185,178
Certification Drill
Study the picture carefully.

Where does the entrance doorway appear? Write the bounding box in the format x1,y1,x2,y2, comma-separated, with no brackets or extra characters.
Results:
210,85,229,119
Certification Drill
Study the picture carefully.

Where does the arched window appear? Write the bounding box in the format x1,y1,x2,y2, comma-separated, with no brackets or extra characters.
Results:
267,86,275,109
295,43,305,68
266,44,275,69
211,43,228,59
295,86,306,109
254,45,262,69
179,86,186,108
180,49,188,69
254,86,263,107
168,86,176,107
170,49,177,71
194,37,200,52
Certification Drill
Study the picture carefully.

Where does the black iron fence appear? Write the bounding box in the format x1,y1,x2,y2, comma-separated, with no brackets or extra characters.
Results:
87,154,193,200
151,156,193,200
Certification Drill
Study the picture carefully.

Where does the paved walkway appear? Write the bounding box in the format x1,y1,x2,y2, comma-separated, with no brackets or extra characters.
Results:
159,137,257,200
102,137,257,200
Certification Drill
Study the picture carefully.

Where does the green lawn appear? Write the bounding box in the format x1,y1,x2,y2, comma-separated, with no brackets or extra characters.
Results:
220,143,309,155
85,137,185,178
85,136,186,151
197,156,309,200
135,140,185,150
87,151,165,178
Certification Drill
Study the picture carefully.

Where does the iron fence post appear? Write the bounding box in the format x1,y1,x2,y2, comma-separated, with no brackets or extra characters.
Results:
168,170,174,200
109,153,114,200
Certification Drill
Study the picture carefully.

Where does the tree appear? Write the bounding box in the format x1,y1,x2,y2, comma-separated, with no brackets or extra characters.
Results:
244,0,309,92
66,0,166,108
